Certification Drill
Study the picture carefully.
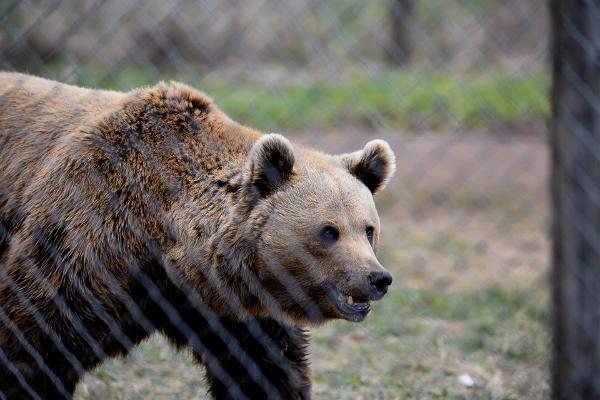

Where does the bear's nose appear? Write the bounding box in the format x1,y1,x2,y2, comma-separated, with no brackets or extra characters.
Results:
368,270,392,298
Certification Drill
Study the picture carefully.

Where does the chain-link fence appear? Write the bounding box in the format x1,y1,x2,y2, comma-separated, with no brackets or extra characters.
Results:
0,1,553,399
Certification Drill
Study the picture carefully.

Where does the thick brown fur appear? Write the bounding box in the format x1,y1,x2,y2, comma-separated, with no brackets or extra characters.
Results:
0,72,395,399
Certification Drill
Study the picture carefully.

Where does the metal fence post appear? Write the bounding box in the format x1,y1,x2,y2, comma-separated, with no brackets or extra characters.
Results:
552,0,600,398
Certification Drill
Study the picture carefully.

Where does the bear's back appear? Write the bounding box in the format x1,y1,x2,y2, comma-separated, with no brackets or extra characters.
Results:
0,72,126,147
0,73,130,227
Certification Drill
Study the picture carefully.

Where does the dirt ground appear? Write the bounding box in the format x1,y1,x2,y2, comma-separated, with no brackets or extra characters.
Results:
76,131,550,399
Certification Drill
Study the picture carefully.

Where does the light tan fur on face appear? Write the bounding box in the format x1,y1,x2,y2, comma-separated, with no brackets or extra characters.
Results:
251,142,395,324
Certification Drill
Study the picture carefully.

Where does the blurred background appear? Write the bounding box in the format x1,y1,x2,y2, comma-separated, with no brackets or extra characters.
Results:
0,1,549,398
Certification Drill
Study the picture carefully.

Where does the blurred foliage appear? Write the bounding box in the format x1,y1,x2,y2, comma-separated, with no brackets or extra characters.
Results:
209,70,548,132
1,0,546,72
2,0,547,134
61,64,548,132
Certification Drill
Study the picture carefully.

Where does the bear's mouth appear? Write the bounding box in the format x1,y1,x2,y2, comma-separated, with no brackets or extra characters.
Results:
323,283,371,322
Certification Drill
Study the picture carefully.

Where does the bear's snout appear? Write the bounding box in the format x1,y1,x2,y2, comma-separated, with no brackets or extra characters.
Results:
324,267,392,322
368,270,393,299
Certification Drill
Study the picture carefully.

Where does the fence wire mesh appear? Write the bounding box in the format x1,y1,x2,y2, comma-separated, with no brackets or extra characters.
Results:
0,1,552,399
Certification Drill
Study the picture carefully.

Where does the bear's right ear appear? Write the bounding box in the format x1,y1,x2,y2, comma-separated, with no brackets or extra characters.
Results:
245,133,296,197
338,139,396,194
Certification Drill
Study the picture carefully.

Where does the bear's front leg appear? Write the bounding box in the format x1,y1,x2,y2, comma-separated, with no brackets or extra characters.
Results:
203,317,311,400
161,306,310,400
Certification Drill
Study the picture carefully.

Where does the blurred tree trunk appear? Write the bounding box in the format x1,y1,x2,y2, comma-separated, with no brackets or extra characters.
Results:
387,0,415,65
551,0,600,399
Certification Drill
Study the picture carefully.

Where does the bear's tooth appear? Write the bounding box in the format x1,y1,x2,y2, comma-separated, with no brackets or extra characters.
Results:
347,295,354,305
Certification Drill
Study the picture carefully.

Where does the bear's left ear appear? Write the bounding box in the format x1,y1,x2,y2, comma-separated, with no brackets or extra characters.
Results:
246,133,296,197
339,139,396,194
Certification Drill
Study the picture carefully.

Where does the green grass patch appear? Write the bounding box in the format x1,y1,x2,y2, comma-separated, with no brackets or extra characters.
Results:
376,283,547,326
59,64,549,132
311,284,549,398
206,70,549,131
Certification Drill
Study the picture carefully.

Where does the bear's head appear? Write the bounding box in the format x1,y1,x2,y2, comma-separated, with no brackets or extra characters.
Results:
243,134,395,324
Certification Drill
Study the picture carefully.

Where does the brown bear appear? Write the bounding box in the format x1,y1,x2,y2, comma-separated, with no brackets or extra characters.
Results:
0,72,395,399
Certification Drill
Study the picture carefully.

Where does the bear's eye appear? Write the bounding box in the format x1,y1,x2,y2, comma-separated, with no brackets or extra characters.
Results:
366,226,375,245
320,225,339,245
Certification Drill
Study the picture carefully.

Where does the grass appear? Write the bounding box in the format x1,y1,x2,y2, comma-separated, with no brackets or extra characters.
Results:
60,64,549,133
311,285,548,399
207,70,548,132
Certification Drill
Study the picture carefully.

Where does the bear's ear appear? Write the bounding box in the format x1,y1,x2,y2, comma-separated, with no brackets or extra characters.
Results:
246,133,296,197
339,139,396,194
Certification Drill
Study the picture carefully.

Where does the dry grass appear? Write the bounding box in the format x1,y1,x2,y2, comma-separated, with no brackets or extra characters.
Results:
76,131,550,399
